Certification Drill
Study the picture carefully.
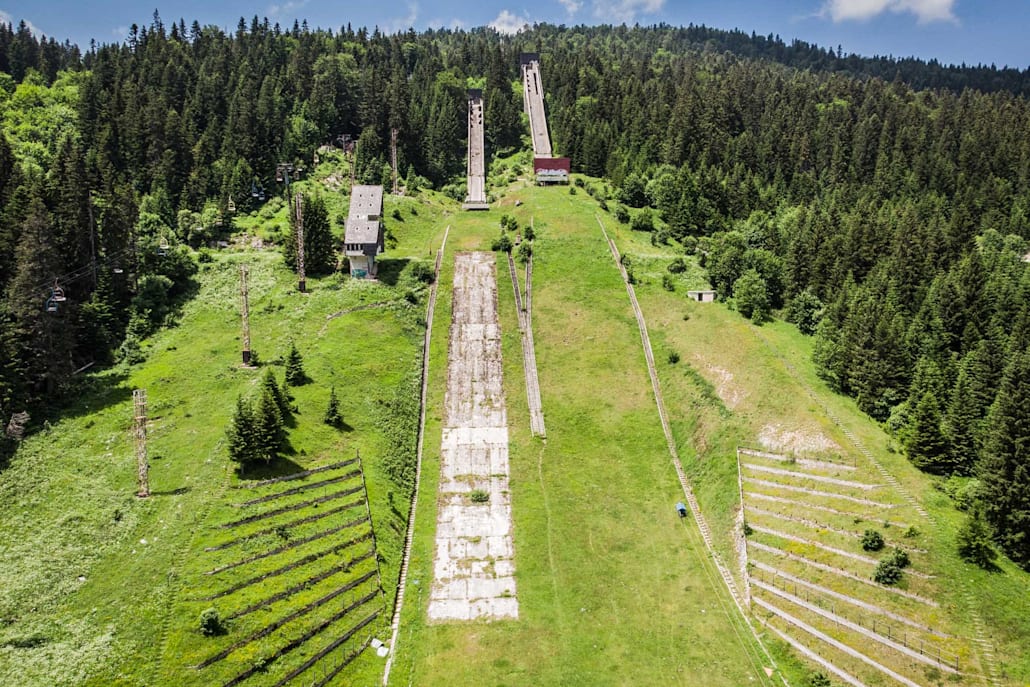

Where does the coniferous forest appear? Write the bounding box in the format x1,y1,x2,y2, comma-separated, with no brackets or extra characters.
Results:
1,16,1029,568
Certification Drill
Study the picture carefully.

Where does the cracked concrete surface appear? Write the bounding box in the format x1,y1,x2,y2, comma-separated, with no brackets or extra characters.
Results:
428,252,518,621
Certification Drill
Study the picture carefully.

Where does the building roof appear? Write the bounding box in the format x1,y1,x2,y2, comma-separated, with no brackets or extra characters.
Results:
348,185,383,218
345,219,381,245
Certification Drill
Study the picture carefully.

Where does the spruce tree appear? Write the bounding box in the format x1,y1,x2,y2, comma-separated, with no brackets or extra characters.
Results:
254,387,284,463
284,342,307,386
285,193,336,275
324,386,342,427
261,368,290,418
905,391,950,474
226,396,259,466
979,350,1030,568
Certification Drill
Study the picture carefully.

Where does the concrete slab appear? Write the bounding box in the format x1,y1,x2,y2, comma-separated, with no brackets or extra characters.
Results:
428,253,518,622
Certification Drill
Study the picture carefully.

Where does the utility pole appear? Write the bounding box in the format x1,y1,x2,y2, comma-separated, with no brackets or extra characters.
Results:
87,190,97,288
350,139,357,190
294,191,306,293
240,263,251,365
390,127,399,194
133,389,150,498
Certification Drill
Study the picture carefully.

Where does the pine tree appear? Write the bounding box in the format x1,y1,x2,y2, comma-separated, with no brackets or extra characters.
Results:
324,386,342,427
226,396,259,466
979,351,1030,568
254,387,284,463
284,342,307,386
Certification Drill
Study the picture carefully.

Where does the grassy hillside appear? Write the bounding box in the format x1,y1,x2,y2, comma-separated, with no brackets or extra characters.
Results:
0,185,449,685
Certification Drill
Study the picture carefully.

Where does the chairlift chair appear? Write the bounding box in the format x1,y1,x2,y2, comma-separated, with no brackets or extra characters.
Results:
51,283,67,302
250,181,260,199
275,165,285,183
157,237,170,256
313,151,320,165
227,198,236,213
112,266,124,274
45,297,58,313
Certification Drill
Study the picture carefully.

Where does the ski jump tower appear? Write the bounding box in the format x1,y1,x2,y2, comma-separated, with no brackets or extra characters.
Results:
463,89,489,210
521,53,569,184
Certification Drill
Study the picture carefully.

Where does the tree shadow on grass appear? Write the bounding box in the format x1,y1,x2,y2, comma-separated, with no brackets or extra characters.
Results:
375,257,410,286
236,454,304,482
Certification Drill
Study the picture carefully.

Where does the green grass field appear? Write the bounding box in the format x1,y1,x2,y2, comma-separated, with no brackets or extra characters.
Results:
391,186,780,686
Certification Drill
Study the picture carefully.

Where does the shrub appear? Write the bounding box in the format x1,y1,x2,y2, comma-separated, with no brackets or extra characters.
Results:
492,234,513,253
614,204,630,224
630,207,654,232
391,207,403,220
400,260,434,287
667,258,687,274
199,608,223,636
662,274,675,292
516,241,532,264
668,350,681,364
861,529,885,552
469,489,489,503
873,559,903,585
569,186,577,195
808,673,831,687
886,547,910,568
523,225,535,241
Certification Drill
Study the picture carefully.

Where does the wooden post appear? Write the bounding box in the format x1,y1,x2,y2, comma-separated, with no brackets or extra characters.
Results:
133,389,150,498
240,263,251,365
294,192,306,293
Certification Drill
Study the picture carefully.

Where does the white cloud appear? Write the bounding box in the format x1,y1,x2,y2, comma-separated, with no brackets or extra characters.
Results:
591,0,665,24
266,0,309,19
0,10,43,35
489,9,531,34
428,17,466,30
820,0,957,24
383,2,419,33
558,0,583,16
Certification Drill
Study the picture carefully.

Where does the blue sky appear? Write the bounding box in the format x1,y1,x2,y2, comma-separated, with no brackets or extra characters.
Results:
1,1,1027,68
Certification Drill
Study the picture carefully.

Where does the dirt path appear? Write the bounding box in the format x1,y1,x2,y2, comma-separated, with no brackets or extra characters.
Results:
427,252,518,621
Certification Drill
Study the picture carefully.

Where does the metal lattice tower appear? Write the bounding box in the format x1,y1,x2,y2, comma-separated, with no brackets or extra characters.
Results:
294,192,306,293
240,263,251,365
133,389,150,498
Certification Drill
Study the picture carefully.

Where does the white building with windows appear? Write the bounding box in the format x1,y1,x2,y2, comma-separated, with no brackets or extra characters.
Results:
344,185,384,278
